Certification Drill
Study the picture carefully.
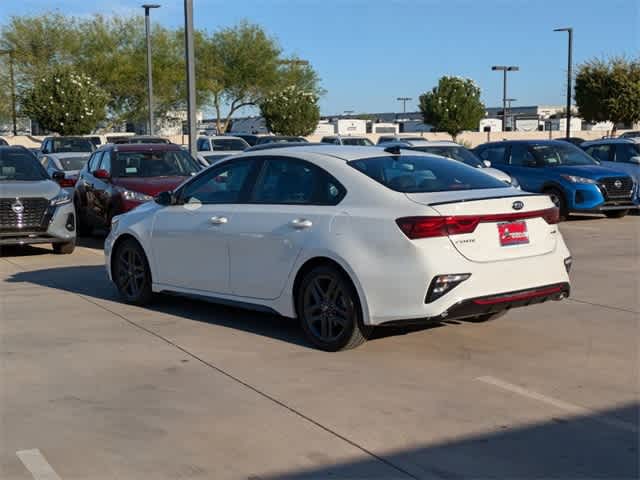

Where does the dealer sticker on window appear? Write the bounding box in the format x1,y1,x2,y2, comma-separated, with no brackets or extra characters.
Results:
498,221,529,246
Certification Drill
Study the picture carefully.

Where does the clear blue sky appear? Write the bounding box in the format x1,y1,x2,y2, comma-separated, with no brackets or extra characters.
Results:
1,0,637,115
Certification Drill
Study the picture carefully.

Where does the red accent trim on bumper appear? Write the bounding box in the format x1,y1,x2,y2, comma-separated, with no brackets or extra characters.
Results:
472,285,564,305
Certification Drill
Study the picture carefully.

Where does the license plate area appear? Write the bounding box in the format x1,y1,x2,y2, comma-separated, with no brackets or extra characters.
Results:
498,221,529,246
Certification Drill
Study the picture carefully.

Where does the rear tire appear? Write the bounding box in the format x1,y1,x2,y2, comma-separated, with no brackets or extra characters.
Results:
604,210,628,218
52,240,75,255
546,188,569,221
297,265,371,351
112,238,153,306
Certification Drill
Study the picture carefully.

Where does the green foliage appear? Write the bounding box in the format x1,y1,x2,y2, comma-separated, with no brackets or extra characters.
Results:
419,76,485,139
21,65,107,135
260,85,320,136
575,57,640,129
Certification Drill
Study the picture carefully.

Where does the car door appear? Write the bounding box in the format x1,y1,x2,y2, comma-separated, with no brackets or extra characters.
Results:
78,151,103,224
91,149,112,224
227,156,346,300
505,143,546,192
150,157,259,294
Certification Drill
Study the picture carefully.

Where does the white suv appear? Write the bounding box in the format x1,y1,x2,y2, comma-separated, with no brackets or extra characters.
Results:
106,145,571,351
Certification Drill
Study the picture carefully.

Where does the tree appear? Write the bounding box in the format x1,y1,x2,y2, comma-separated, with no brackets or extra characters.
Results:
197,21,281,134
260,85,320,136
419,76,485,139
575,57,640,132
21,65,107,135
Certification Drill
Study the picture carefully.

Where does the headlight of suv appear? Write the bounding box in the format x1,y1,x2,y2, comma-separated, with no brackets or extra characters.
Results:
118,188,154,202
49,190,72,206
510,176,520,189
560,174,597,184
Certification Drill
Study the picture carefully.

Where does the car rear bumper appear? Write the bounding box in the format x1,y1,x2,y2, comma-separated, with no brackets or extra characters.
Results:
380,282,570,326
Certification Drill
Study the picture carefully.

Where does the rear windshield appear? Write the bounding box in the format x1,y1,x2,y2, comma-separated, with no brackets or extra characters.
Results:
342,137,374,146
349,155,507,193
211,139,249,151
59,157,89,171
412,146,482,168
113,150,201,178
0,149,48,181
52,138,94,153
531,143,598,166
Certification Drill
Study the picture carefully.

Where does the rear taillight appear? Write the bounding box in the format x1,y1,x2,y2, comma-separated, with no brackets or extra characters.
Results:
396,207,560,239
57,177,77,188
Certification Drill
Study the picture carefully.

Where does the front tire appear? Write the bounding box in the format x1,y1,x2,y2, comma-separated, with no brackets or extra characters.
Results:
112,238,153,305
75,203,92,236
52,240,75,254
297,265,370,351
546,188,569,221
605,209,628,218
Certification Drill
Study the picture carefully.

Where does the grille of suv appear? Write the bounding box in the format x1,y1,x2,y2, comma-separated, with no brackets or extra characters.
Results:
0,197,50,231
599,177,634,200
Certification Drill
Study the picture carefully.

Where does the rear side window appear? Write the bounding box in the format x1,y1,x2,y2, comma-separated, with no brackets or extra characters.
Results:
252,157,345,205
585,144,612,162
349,155,506,193
477,145,506,164
197,138,211,151
509,144,536,166
615,143,640,163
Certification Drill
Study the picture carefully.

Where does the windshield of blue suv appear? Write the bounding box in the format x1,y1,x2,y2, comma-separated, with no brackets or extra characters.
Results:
349,155,507,193
530,143,599,166
0,149,49,181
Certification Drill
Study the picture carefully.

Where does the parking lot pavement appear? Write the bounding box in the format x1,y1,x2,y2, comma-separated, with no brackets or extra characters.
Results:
1,216,638,479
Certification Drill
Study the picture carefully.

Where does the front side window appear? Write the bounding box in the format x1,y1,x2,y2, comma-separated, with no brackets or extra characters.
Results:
477,145,507,164
615,143,640,163
509,144,537,167
197,139,211,151
0,149,49,181
88,152,103,172
113,150,201,177
100,150,111,172
531,143,598,166
181,159,254,204
252,157,345,205
349,155,506,193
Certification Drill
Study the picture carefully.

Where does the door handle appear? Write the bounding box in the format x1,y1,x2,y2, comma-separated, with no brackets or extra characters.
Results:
290,218,312,229
209,216,228,225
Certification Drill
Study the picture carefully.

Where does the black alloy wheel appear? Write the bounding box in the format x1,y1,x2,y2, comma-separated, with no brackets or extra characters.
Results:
113,239,152,305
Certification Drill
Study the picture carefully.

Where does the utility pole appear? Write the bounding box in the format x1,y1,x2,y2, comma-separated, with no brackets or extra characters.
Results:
491,66,519,132
142,4,160,135
0,49,17,136
554,27,573,139
184,0,197,156
396,97,412,114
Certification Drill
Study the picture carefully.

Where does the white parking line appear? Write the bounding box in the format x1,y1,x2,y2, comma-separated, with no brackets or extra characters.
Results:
16,449,61,480
476,376,638,434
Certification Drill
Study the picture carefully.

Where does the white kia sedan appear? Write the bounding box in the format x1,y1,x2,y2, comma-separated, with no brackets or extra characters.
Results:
105,145,571,351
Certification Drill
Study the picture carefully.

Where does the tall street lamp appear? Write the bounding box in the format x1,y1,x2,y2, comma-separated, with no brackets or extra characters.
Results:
183,0,197,156
0,49,17,136
491,65,519,132
397,97,412,114
142,4,160,135
554,27,573,139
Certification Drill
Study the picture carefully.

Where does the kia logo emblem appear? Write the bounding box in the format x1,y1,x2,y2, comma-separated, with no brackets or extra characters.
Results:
512,200,524,210
11,200,24,215
614,180,622,189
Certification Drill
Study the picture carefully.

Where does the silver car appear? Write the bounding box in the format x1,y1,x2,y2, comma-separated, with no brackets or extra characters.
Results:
0,146,76,253
38,136,94,191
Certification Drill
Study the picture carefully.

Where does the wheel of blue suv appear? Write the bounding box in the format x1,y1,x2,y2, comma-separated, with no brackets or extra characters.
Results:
605,210,629,218
546,188,568,221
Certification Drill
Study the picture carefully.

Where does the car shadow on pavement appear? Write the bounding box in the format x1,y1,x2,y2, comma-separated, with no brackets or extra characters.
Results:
255,403,639,479
5,264,444,348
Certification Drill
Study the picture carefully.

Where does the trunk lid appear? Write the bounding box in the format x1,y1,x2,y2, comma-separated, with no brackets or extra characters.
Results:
406,191,558,262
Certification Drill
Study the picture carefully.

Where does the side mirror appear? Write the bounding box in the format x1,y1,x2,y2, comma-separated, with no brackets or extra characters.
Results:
41,148,49,154
155,190,175,206
483,160,492,168
93,169,110,180
629,156,640,165
51,171,65,181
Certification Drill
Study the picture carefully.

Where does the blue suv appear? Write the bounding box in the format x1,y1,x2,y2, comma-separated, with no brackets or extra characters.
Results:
473,140,637,220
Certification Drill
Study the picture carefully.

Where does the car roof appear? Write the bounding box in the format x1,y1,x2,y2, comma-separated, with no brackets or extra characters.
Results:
242,144,429,162
475,139,571,148
201,135,245,140
582,138,637,146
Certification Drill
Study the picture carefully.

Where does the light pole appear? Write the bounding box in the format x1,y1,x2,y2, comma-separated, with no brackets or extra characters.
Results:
397,97,412,114
554,27,573,139
491,66,519,131
184,0,197,156
0,49,17,136
142,4,160,136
